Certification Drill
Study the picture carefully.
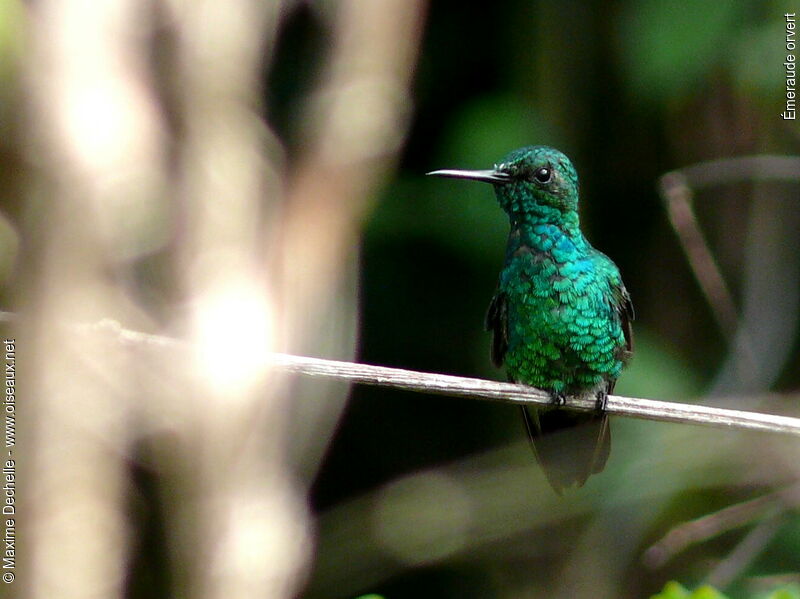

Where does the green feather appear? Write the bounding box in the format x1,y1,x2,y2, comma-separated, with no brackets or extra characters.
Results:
431,145,633,492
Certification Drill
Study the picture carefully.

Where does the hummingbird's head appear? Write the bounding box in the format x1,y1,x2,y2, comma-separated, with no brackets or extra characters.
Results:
428,145,580,222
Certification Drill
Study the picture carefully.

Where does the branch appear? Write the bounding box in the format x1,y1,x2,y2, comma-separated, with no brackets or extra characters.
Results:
659,156,800,388
643,483,800,569
90,320,800,437
660,170,739,341
269,353,800,435
704,513,785,589
658,155,800,340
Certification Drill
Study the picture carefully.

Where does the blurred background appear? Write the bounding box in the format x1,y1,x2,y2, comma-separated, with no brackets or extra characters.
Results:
2,1,800,598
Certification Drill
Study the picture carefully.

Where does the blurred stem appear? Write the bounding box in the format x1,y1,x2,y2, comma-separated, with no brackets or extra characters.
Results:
644,482,800,569
166,2,311,599
276,0,426,353
660,171,739,341
715,182,800,392
704,513,785,590
272,0,427,497
659,156,800,390
22,1,162,598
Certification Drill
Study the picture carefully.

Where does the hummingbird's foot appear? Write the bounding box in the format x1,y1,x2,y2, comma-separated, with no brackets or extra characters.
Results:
594,390,608,413
550,392,567,407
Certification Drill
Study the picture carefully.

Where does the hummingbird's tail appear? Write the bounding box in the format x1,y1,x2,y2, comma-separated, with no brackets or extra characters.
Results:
521,405,611,493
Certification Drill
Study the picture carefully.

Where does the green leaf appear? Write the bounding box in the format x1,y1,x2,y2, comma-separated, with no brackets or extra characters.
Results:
650,581,732,599
651,581,691,599
764,585,800,599
691,585,729,599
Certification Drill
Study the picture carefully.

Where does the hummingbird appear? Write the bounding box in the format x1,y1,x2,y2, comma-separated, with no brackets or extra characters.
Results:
429,146,633,492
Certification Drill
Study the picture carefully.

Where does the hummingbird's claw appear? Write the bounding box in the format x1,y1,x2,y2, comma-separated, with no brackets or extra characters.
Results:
594,391,608,413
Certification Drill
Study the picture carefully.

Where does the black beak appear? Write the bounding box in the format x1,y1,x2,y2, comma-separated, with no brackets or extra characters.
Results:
426,168,511,184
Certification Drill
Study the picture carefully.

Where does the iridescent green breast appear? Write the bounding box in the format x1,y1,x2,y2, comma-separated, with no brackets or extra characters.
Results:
497,224,628,394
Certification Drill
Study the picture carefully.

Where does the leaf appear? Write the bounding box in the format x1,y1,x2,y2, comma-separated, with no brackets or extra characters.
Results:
691,585,729,599
650,581,731,599
764,585,800,599
651,581,691,599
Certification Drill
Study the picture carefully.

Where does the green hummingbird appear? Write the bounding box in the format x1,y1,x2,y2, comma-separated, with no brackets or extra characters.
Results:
429,145,633,492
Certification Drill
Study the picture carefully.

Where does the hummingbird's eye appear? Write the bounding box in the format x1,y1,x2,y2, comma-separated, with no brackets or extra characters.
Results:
534,167,552,183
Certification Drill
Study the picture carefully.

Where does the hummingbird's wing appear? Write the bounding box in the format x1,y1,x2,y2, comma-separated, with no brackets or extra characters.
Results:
485,290,508,368
614,283,634,363
593,248,633,363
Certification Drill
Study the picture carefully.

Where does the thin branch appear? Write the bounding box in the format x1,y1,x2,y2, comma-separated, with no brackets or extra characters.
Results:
705,513,785,590
670,155,800,188
660,170,740,341
658,156,800,333
86,320,800,437
270,353,800,434
659,156,800,387
643,483,800,569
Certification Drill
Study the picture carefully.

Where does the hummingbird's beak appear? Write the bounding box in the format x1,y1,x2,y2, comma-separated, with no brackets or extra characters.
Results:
426,168,511,184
